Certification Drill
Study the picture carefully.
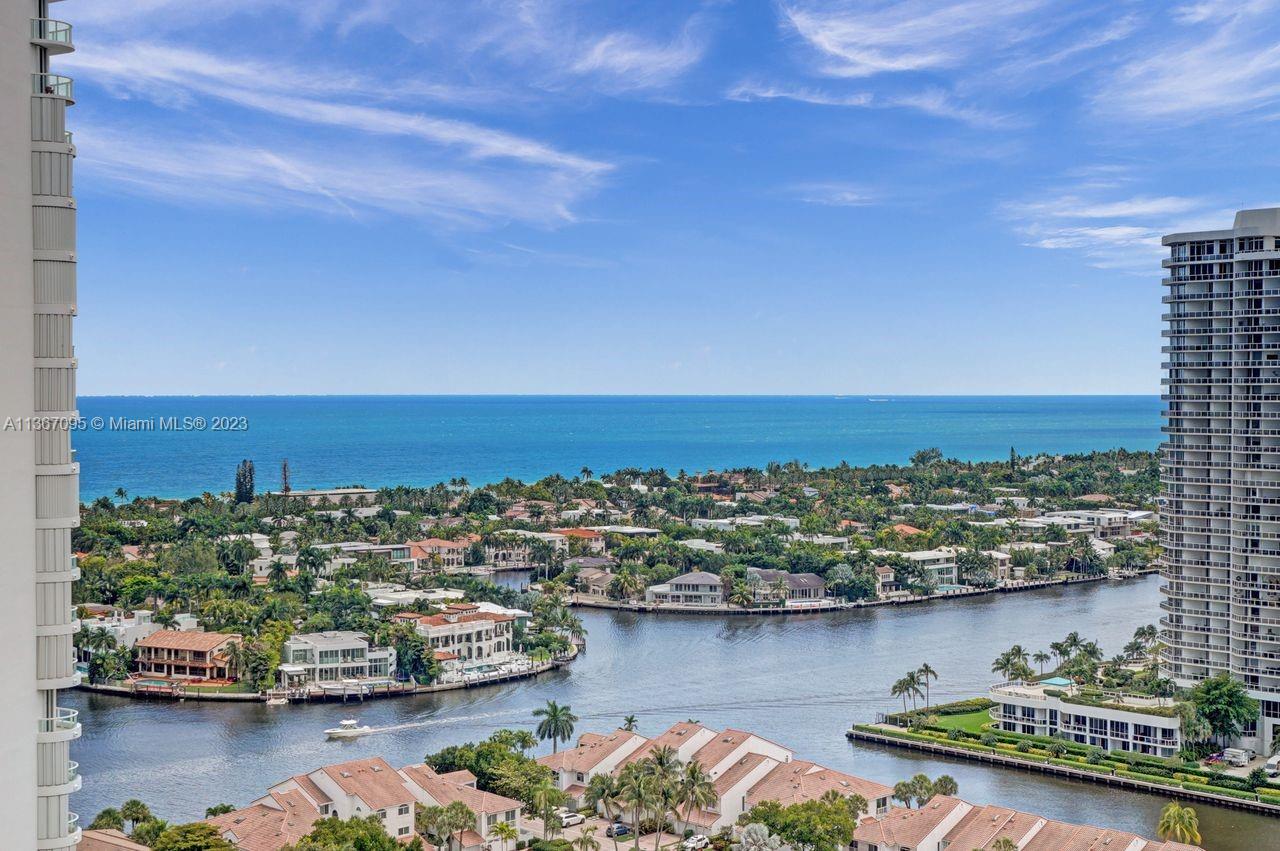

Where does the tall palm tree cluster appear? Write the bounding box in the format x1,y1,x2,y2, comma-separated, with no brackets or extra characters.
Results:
527,581,587,658
583,745,716,851
889,663,939,714
890,773,958,808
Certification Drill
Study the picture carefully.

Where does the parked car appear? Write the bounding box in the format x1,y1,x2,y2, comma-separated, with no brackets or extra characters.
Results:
606,823,631,838
558,810,586,828
1266,754,1280,777
682,835,710,850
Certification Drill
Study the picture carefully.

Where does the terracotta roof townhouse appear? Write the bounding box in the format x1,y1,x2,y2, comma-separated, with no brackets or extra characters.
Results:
205,790,321,851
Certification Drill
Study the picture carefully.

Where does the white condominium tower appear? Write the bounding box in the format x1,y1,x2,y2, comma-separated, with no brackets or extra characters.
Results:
1161,207,1280,753
0,1,82,848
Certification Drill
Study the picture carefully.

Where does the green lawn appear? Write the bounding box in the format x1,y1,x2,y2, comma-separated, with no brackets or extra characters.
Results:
929,710,991,735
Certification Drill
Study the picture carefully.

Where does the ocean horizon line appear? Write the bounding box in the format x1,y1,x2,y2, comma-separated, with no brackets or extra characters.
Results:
77,392,1162,400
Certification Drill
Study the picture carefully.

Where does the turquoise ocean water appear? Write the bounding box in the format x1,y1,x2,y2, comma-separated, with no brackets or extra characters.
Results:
74,395,1162,499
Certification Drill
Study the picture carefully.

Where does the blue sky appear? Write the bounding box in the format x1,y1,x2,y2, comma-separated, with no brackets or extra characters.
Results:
59,0,1280,395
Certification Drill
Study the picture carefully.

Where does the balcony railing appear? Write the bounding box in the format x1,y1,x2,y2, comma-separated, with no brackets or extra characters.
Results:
37,707,78,733
31,18,72,46
32,73,73,100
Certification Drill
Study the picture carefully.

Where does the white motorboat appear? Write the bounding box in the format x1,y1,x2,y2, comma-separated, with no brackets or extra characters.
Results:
324,718,372,739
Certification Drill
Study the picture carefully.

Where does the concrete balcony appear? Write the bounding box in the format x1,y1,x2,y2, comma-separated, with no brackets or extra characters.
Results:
36,708,80,745
32,73,73,103
37,761,81,797
31,18,73,54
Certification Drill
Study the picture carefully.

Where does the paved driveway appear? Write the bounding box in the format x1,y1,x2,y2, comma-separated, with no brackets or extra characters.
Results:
526,815,684,850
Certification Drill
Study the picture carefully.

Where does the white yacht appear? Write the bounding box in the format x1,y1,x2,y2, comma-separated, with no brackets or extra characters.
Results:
324,718,372,739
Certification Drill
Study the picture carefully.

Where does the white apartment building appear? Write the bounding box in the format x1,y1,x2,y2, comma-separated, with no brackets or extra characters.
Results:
277,631,395,687
988,680,1181,758
1161,208,1280,752
1,3,81,847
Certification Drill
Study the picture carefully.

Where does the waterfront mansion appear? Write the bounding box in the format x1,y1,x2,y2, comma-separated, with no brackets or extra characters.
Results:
394,603,518,667
538,722,893,834
988,679,1181,759
277,631,396,688
133,630,241,680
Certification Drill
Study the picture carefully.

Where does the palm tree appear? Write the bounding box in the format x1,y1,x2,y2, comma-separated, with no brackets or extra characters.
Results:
120,799,151,832
491,819,518,851
991,839,1018,851
89,808,124,831
932,775,958,797
617,763,657,851
1157,801,1202,845
573,826,601,851
728,581,755,608
532,780,567,841
675,761,716,833
917,663,938,708
533,700,579,753
585,773,623,851
1032,651,1051,674
622,714,639,732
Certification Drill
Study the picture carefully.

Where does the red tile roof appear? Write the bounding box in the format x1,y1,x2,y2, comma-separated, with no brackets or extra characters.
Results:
136,630,240,652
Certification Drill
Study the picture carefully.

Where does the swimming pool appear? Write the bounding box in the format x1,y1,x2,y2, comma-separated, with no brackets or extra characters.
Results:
937,584,967,592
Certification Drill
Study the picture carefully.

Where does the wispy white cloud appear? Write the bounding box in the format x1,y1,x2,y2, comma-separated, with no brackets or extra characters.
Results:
788,181,876,207
726,81,873,107
1094,0,1280,122
74,123,596,227
779,0,1050,78
1002,175,1225,269
62,39,611,225
726,80,1013,128
571,24,709,92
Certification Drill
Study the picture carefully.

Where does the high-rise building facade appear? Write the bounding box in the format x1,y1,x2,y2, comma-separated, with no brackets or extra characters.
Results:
0,1,82,847
1161,207,1280,753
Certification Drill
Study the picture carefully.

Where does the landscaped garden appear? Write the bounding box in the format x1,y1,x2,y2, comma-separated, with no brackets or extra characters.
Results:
857,697,1280,807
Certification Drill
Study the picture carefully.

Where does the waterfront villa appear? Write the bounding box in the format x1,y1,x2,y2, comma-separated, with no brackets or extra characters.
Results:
574,566,615,596
988,679,1181,758
850,795,1202,851
541,723,892,833
745,567,826,603
645,571,724,606
407,537,469,572
396,604,517,665
209,756,528,851
133,630,240,680
277,631,395,688
870,549,959,587
552,528,607,553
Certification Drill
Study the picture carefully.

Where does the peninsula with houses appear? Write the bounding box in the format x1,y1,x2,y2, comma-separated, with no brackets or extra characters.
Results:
72,448,1157,702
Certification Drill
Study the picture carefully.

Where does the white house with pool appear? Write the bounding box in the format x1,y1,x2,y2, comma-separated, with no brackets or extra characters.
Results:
988,678,1182,759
